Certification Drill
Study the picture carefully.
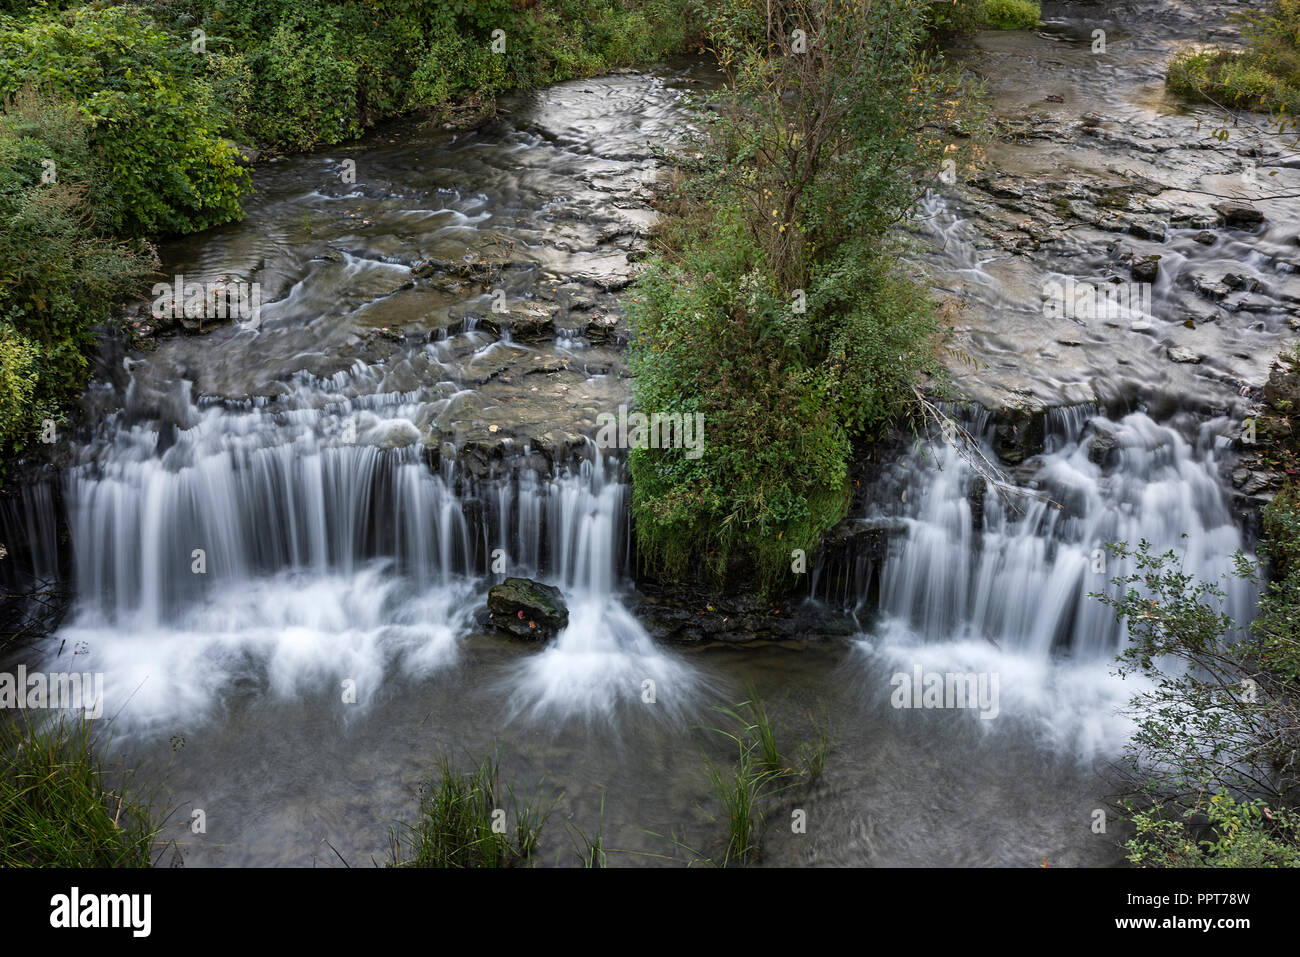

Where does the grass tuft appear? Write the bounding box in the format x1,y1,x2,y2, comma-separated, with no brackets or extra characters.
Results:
0,715,165,867
387,750,553,868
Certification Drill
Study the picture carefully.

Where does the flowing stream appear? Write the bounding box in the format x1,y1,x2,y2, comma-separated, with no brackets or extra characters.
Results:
1,2,1295,866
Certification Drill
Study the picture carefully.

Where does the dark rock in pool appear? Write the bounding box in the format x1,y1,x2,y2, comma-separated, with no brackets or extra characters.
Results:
1212,200,1265,227
486,577,569,640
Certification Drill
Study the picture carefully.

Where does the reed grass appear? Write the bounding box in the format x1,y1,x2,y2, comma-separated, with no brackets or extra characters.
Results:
0,714,165,867
387,750,553,868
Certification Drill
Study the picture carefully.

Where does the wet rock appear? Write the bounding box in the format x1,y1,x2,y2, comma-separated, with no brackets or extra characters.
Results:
984,177,1026,200
486,578,569,640
1193,230,1217,245
584,314,620,343
1223,272,1263,293
1190,273,1231,300
1088,427,1119,466
1170,211,1216,230
1127,219,1167,242
1131,255,1160,283
1166,346,1201,364
993,407,1046,465
456,441,499,478
410,260,436,279
481,303,556,341
427,275,468,295
630,583,857,645
1212,200,1265,227
1232,468,1270,495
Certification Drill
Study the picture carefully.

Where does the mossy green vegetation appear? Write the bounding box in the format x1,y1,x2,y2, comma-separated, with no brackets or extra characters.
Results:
929,0,1040,32
0,88,157,458
628,0,980,592
0,715,165,867
1167,0,1300,114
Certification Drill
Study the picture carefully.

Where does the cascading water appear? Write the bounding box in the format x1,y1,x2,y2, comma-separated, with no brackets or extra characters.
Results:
502,457,703,725
853,405,1254,756
41,365,697,730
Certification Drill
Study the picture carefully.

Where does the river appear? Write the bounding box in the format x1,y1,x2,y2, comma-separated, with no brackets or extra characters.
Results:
1,1,1294,866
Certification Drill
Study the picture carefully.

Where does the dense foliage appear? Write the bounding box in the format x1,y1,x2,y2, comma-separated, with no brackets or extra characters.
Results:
628,0,983,591
1168,0,1300,114
125,0,703,154
0,88,156,456
1095,541,1300,867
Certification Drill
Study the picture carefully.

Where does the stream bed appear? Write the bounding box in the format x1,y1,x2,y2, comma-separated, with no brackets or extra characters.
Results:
2,0,1295,867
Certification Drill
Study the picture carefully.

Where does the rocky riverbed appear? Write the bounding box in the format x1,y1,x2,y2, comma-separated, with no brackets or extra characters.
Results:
0,0,1290,870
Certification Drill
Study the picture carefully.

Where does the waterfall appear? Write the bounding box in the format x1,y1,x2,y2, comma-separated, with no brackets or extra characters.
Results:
852,405,1253,756
22,375,695,728
502,456,703,725
874,406,1253,656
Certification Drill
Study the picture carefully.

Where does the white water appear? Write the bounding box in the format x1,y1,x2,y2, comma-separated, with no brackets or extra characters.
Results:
854,406,1253,758
502,461,703,725
42,371,697,730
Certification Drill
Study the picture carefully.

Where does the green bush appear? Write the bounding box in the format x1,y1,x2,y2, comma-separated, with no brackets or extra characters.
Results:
405,13,515,117
1167,0,1300,114
930,0,1040,32
1257,484,1300,681
169,0,699,152
1126,792,1300,868
243,16,364,151
627,232,859,588
981,0,1040,30
1095,542,1300,867
0,323,46,449
0,5,250,235
627,0,963,592
0,88,156,455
